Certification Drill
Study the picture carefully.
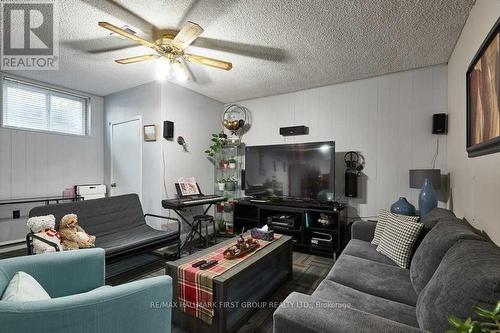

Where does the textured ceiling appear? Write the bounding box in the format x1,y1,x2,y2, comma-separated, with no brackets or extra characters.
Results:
7,0,475,102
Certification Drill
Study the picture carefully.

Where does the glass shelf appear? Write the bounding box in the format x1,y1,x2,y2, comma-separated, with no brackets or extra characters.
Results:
213,143,244,236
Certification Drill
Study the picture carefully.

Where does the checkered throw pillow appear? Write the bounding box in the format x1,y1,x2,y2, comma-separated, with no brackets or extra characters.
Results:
371,210,419,245
376,216,424,268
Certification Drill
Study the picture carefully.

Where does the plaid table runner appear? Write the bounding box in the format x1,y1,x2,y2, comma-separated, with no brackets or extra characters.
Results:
177,234,282,325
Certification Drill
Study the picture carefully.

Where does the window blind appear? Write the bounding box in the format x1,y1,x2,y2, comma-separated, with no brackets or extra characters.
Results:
2,77,89,136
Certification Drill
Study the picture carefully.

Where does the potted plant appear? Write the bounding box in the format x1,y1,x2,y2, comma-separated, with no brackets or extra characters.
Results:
217,178,226,191
228,158,237,169
225,175,237,191
204,132,226,161
217,219,227,234
219,159,229,169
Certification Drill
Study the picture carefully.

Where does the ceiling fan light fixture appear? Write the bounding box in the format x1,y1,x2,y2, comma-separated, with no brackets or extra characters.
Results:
155,58,172,81
172,60,188,82
98,21,232,77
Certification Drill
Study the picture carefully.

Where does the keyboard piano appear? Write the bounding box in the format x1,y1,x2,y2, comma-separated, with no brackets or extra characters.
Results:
162,194,226,209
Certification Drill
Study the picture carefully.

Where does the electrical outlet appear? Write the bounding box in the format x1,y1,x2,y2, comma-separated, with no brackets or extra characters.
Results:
13,210,20,219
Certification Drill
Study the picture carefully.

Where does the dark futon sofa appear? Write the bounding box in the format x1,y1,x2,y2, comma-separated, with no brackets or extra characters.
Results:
274,208,500,332
27,194,181,277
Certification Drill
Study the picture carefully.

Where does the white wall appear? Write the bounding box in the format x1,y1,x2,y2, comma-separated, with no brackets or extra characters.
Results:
237,65,448,219
104,82,162,216
0,75,104,244
447,0,500,245
104,81,222,230
160,82,223,202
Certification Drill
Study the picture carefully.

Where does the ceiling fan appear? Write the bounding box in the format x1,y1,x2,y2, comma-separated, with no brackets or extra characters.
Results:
98,20,232,80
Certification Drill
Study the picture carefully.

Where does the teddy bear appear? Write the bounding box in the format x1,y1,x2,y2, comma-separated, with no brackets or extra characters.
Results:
59,214,96,250
26,214,63,254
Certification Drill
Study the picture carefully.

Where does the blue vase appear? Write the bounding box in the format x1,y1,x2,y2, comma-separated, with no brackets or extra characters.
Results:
419,178,438,217
390,197,416,216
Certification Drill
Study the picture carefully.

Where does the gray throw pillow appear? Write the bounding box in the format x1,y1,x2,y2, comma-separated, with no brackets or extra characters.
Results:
410,218,484,294
416,239,500,333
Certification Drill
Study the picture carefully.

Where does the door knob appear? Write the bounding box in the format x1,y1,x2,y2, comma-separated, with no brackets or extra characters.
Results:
110,183,117,188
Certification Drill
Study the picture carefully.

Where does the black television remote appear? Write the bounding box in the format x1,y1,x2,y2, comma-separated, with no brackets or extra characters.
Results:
192,260,207,268
199,260,218,270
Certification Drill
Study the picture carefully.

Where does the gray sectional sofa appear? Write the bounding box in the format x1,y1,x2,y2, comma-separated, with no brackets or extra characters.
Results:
274,208,500,333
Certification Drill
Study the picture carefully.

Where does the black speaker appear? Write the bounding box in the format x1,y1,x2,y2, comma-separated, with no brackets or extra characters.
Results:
279,125,309,136
163,121,174,139
345,171,358,197
432,114,447,134
241,169,246,190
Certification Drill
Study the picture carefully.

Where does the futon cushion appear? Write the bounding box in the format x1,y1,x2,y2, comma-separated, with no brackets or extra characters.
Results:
342,239,397,266
326,254,418,306
313,279,419,327
376,218,423,268
416,239,500,333
410,217,484,294
371,210,419,245
1,271,50,302
29,194,146,236
95,224,177,257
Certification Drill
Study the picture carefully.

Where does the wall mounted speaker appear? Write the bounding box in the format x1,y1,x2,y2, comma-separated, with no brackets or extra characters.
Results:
432,114,447,134
279,125,309,136
163,121,174,139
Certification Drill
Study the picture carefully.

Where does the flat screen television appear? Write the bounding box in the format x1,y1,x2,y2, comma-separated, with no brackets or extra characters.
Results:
244,141,335,201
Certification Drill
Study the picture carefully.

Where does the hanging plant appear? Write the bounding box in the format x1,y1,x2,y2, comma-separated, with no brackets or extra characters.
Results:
204,132,226,159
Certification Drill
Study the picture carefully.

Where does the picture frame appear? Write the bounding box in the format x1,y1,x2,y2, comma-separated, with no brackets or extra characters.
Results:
143,124,156,142
466,17,500,158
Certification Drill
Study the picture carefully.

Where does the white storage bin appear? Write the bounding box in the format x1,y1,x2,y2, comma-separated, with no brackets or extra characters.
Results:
76,184,106,200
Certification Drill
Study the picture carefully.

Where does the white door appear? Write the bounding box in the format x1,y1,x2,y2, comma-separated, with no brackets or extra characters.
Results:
110,117,142,199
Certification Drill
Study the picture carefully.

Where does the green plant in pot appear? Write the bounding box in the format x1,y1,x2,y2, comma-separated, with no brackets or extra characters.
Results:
225,175,237,191
217,219,226,234
228,158,237,169
447,301,500,333
217,178,226,191
220,159,229,169
204,132,226,162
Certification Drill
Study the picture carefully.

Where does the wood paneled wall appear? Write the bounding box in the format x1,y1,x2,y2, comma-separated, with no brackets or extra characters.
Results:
236,65,448,219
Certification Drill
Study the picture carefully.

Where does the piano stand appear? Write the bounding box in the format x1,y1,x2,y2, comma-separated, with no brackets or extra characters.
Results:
184,214,217,254
162,195,226,253
174,204,214,253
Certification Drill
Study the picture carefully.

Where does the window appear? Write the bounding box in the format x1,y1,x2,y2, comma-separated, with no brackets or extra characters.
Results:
2,77,89,136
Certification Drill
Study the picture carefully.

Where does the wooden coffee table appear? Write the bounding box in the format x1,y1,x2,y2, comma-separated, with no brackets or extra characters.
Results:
166,234,293,333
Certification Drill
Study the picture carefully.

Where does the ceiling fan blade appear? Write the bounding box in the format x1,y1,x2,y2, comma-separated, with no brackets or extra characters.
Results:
115,54,159,64
184,53,232,71
98,21,159,51
171,21,204,51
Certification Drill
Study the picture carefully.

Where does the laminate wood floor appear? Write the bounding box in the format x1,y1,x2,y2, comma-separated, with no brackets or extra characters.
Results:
2,241,334,333
113,249,334,333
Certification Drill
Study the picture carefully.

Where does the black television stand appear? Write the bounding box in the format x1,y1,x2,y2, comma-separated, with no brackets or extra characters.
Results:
234,198,346,257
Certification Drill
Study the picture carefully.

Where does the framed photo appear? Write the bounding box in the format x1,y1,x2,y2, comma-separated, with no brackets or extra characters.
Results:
143,125,156,142
466,17,500,157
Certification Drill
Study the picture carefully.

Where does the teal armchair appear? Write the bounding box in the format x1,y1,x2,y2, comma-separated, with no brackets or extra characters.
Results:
0,248,172,333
